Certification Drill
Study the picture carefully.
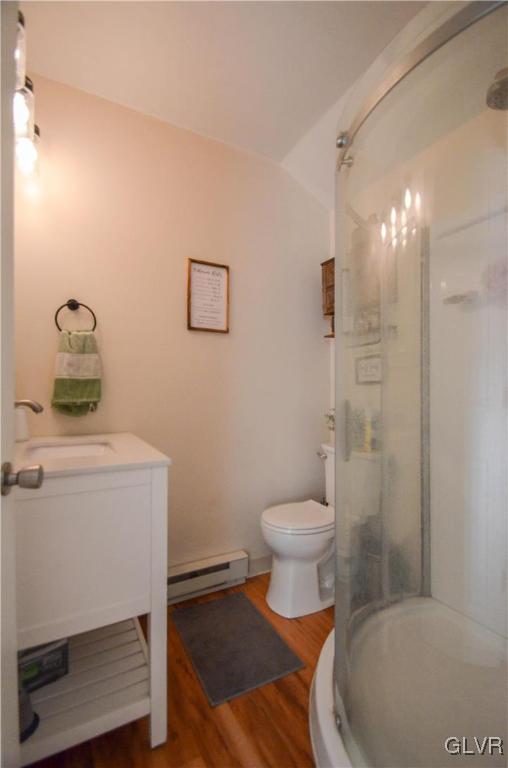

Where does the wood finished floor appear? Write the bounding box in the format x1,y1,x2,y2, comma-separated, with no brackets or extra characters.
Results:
32,574,334,768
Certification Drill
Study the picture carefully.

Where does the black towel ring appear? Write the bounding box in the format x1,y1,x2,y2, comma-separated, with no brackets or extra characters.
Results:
54,299,97,332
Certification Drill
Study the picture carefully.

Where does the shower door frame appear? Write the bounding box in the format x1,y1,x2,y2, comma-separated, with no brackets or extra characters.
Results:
336,1,505,167
333,0,507,745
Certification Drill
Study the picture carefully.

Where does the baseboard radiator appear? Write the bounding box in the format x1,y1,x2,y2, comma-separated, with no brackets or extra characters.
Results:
167,550,248,605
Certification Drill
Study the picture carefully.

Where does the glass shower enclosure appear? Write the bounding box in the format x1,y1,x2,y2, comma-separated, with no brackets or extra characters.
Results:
334,4,507,766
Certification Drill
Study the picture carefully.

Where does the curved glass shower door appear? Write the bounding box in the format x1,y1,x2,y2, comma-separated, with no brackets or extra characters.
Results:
334,6,507,767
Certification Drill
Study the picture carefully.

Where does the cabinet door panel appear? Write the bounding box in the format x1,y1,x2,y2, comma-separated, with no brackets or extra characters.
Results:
16,483,151,648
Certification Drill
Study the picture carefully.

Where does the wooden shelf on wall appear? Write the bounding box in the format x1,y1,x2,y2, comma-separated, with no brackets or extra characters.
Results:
321,257,335,338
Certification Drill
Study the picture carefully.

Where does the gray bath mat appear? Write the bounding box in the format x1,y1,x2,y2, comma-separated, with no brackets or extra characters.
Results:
172,592,304,706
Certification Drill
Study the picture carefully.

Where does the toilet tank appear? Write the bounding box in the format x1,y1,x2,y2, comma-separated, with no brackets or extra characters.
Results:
322,443,335,506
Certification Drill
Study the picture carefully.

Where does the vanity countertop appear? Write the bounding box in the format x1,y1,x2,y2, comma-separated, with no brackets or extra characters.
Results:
15,432,171,478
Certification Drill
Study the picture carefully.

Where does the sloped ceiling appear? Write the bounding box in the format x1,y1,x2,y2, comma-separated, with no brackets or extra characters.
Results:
23,1,424,161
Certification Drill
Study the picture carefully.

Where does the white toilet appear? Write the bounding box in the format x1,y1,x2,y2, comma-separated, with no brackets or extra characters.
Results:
261,443,335,618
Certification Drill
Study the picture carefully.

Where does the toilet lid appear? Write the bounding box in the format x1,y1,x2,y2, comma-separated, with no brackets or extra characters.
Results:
262,499,334,533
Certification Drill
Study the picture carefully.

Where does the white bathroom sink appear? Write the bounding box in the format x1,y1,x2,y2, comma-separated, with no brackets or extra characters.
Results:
15,433,170,479
26,441,111,460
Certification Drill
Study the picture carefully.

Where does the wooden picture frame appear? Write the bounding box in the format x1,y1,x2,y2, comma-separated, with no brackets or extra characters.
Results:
187,258,230,333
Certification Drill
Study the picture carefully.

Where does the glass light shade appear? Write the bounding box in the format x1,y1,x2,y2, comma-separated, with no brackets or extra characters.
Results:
16,125,39,177
13,77,34,139
15,11,26,91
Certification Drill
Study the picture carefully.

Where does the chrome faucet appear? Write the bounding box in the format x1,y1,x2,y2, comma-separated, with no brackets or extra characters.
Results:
15,399,44,414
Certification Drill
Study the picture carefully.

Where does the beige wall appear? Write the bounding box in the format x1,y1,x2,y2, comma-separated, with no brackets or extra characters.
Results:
15,76,330,569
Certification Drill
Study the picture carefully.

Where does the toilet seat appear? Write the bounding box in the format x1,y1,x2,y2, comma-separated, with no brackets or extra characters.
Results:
262,499,334,535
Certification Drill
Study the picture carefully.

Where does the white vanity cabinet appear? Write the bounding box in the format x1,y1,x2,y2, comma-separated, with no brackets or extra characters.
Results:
14,433,170,766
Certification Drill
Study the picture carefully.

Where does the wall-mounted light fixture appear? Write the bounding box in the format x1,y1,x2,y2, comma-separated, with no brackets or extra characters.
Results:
16,124,40,177
15,11,26,90
13,76,34,139
13,12,41,178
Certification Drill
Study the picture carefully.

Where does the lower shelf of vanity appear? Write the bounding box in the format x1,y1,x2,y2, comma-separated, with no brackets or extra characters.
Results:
20,618,150,766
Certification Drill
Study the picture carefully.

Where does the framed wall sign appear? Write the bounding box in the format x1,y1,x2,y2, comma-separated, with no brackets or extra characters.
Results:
187,258,230,333
355,354,382,384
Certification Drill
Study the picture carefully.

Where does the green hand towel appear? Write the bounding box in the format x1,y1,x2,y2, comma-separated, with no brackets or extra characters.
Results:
52,331,102,416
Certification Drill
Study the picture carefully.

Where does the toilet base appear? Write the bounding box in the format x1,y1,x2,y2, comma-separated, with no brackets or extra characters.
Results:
266,556,335,619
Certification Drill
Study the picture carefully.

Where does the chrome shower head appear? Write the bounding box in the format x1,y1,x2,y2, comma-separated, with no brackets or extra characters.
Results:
487,68,508,110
